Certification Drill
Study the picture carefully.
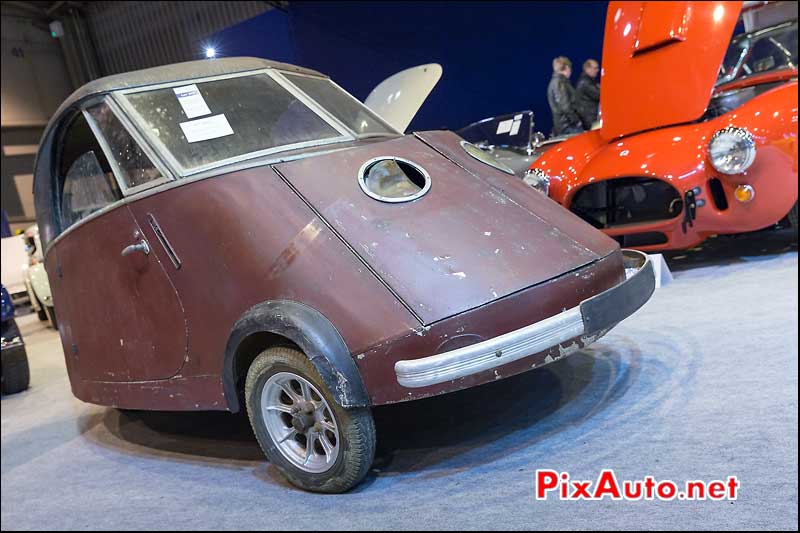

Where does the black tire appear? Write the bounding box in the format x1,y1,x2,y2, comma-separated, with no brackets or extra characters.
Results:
788,202,798,232
245,346,375,493
2,345,30,395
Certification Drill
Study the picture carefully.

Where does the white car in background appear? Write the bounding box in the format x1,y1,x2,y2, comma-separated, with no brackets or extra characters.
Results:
1,234,30,305
22,225,57,328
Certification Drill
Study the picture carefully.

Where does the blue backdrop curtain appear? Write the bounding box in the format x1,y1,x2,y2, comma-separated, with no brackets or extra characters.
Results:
210,1,608,134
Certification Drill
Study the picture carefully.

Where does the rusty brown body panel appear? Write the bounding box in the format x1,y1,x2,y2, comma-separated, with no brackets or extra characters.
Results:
46,135,630,410
414,130,621,256
47,207,187,384
277,135,607,325
356,250,624,405
122,166,420,404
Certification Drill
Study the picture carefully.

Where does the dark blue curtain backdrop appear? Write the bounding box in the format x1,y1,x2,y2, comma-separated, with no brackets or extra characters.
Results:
210,1,608,134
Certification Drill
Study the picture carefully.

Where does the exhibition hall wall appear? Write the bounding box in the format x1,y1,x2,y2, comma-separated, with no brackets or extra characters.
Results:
211,1,608,134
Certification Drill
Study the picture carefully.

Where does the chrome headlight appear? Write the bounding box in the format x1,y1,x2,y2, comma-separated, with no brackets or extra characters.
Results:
523,168,550,195
708,126,756,175
460,140,515,175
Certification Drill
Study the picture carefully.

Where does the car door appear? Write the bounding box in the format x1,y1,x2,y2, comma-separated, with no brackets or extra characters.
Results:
48,100,187,383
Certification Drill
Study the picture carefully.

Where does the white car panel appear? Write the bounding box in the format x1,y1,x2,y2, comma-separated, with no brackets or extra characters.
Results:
364,64,442,132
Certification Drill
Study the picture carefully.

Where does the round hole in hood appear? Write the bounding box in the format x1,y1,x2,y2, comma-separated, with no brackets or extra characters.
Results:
358,157,431,203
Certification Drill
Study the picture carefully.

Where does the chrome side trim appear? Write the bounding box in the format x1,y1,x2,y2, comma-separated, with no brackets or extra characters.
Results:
146,213,181,269
395,307,584,388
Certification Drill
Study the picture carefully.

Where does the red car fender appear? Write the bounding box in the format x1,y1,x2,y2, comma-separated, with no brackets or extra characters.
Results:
530,80,798,249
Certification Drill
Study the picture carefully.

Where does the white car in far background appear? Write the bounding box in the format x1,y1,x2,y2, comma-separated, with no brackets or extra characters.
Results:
22,225,56,328
0,234,29,305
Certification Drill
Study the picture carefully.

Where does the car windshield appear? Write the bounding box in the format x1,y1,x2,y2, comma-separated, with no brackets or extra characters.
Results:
282,73,395,137
717,21,798,84
456,111,534,150
121,71,396,174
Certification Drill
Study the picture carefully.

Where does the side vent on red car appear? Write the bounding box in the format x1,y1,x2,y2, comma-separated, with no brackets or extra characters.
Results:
708,178,729,211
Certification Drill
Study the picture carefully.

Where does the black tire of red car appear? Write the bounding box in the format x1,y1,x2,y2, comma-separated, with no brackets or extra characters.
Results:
1,345,30,395
788,202,798,232
245,346,376,493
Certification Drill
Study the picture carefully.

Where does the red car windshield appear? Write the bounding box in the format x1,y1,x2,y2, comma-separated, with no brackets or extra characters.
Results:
717,20,798,85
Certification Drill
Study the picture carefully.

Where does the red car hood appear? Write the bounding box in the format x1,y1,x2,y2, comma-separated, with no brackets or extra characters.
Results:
600,1,742,140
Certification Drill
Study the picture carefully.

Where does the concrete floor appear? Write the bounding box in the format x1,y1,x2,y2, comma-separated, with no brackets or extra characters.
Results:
2,232,798,530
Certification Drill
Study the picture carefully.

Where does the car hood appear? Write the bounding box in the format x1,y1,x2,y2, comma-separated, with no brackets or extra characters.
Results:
364,64,442,133
274,133,619,325
599,1,741,140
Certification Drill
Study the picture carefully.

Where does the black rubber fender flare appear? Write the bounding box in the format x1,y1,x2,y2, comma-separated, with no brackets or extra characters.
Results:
223,300,369,411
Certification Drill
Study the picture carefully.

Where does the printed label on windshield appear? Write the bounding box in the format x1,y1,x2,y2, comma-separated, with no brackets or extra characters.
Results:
179,114,234,143
496,119,513,134
173,84,211,119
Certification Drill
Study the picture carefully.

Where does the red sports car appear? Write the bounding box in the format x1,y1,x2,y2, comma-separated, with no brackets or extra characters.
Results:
529,1,798,250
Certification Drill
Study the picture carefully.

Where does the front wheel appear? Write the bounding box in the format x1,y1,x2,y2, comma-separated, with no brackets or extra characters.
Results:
245,346,375,493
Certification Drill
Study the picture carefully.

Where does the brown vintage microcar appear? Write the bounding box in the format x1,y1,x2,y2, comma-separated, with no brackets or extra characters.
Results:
34,58,655,492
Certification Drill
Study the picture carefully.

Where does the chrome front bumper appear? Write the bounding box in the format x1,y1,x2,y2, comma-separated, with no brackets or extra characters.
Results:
394,250,656,388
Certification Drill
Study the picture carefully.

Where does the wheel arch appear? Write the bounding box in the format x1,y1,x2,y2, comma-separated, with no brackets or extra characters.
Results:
223,300,370,412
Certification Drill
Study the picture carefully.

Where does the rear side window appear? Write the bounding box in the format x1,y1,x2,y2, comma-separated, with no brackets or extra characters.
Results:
57,113,121,230
85,102,164,190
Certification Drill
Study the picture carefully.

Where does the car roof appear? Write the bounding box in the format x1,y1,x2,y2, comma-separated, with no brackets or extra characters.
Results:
60,57,326,112
33,58,328,252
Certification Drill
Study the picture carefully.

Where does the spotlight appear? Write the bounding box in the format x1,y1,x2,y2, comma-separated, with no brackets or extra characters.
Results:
205,47,217,59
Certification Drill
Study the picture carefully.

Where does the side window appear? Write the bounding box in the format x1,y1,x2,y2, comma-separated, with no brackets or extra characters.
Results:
58,113,122,231
85,102,164,190
61,152,120,229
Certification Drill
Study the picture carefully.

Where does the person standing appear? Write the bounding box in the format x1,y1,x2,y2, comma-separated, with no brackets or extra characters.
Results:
547,56,584,136
575,59,601,129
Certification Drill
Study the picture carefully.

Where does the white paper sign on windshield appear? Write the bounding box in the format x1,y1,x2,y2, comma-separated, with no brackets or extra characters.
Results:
179,114,234,143
496,119,513,134
173,84,211,119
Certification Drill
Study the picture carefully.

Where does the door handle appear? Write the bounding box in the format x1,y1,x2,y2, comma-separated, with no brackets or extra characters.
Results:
121,239,150,257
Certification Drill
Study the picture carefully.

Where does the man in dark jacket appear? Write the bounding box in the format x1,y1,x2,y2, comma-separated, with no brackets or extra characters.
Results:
547,56,583,136
575,59,600,129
